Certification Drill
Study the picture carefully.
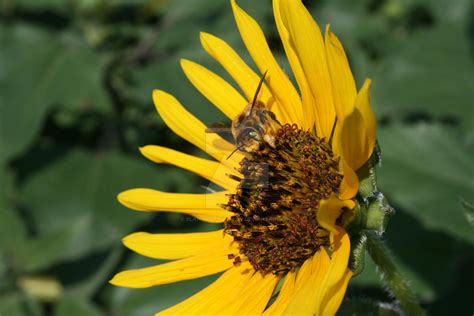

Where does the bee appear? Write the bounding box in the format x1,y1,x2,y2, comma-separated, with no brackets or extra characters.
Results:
207,71,281,158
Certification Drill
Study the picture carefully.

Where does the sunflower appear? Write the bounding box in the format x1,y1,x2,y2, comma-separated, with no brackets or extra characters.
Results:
110,0,376,315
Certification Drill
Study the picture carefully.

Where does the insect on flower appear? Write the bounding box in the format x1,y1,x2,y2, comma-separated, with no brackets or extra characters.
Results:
110,0,385,314
206,71,282,158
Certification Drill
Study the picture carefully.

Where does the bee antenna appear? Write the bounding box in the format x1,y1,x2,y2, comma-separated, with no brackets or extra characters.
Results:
227,144,245,160
250,70,268,114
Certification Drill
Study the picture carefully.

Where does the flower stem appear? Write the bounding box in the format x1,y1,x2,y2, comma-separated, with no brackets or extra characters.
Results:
365,232,426,316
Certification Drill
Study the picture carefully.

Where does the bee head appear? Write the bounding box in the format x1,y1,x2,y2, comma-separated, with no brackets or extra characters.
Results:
236,127,262,152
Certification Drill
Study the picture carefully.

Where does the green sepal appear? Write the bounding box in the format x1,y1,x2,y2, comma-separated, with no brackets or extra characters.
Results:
358,141,381,199
348,233,367,277
351,142,394,234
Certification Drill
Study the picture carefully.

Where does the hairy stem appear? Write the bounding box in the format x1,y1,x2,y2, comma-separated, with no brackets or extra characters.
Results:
349,233,367,276
366,232,425,316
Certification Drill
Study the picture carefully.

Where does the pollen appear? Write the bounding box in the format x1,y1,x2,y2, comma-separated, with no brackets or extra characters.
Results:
224,124,343,275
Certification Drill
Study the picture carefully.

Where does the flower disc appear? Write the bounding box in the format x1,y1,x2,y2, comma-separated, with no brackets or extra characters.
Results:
224,124,343,274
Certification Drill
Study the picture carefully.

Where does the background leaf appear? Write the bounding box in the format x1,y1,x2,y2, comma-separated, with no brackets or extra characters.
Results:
1,0,473,314
372,24,474,132
0,24,108,162
17,150,191,272
54,296,104,316
378,124,474,243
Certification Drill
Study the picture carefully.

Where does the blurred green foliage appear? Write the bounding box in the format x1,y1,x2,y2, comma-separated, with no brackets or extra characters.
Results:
0,0,473,315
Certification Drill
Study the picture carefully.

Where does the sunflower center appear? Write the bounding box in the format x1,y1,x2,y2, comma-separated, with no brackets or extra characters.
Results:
223,124,343,275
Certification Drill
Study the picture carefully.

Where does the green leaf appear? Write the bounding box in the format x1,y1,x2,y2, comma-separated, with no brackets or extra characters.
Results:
385,210,469,302
372,22,474,131
461,199,474,226
339,297,401,316
311,0,374,44
378,124,474,243
0,293,43,316
62,245,123,299
156,0,271,44
127,0,274,126
415,0,471,24
0,166,27,252
130,56,227,127
0,24,108,162
13,0,72,12
311,0,386,85
54,296,104,316
18,149,190,272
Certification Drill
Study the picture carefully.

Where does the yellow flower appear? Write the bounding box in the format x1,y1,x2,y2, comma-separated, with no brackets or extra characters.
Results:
110,0,377,315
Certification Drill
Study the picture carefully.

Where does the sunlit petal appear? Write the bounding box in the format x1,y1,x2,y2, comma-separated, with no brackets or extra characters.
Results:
152,90,243,168
273,0,314,130
140,145,239,191
123,230,231,260
110,247,235,288
325,25,357,122
118,189,231,223
279,0,336,139
231,0,304,126
181,59,247,119
221,272,279,314
283,250,330,314
355,79,376,160
199,32,277,116
157,263,254,315
263,271,297,316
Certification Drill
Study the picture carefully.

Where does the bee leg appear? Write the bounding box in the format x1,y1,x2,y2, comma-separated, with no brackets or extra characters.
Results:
264,134,276,148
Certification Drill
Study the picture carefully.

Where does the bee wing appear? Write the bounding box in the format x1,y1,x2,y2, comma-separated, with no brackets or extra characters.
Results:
205,122,235,148
205,122,231,133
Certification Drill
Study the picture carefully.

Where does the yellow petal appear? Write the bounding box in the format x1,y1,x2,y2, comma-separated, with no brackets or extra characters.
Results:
266,253,317,315
140,145,238,191
283,250,330,315
263,271,297,316
122,230,231,260
231,0,304,126
337,107,366,171
356,79,376,160
310,250,332,304
180,59,247,119
320,268,353,316
222,270,279,315
318,197,356,233
272,0,313,130
325,25,357,122
310,249,331,285
157,263,254,315
314,228,351,315
199,32,277,117
338,159,360,200
285,231,350,315
279,0,336,139
110,247,235,288
294,251,317,289
152,90,243,167
118,189,231,223
337,79,376,171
